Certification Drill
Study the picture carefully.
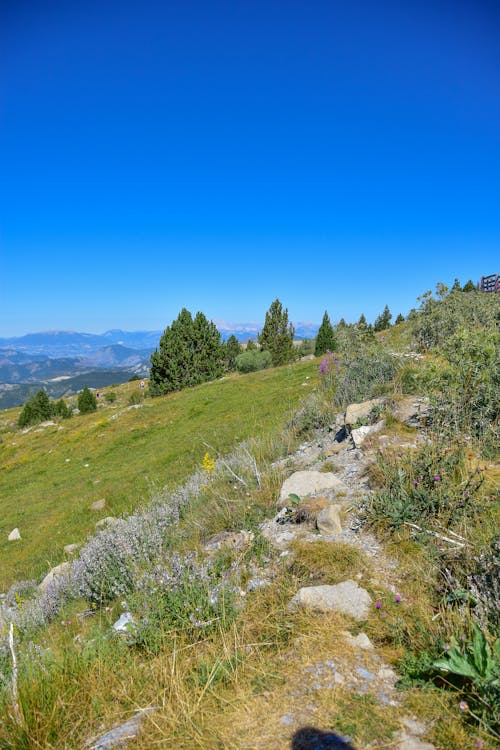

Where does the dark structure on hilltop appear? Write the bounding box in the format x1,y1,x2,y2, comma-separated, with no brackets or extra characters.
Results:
478,274,500,293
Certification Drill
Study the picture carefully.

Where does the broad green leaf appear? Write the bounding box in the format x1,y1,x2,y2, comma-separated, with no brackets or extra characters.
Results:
472,622,490,677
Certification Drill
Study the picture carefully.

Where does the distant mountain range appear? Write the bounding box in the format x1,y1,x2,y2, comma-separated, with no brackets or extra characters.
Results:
0,324,319,410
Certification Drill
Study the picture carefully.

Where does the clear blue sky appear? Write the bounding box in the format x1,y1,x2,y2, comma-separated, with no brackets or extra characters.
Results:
1,0,499,336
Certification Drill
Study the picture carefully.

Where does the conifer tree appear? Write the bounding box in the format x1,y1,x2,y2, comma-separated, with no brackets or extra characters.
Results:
224,335,242,371
78,386,97,414
246,339,257,350
18,389,54,427
395,313,405,324
451,278,462,293
462,279,476,292
314,311,336,356
373,305,393,332
356,313,375,341
149,308,224,395
258,299,295,366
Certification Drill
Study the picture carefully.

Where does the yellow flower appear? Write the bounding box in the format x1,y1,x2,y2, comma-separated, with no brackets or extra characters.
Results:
202,452,215,477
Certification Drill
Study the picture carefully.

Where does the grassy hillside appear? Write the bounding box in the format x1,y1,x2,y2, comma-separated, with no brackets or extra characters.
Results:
0,361,317,589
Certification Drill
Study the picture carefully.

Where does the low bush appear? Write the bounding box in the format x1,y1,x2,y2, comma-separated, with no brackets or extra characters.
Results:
236,349,272,373
319,348,398,407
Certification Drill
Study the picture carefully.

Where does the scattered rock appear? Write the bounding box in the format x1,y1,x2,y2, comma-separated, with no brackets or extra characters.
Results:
351,419,386,448
204,530,254,554
8,528,21,541
278,471,347,509
96,516,120,528
396,734,436,750
288,580,372,620
91,498,106,511
64,543,80,555
39,562,70,592
316,505,343,535
345,398,385,427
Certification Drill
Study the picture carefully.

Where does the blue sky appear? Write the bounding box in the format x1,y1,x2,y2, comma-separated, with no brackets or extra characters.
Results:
1,0,499,336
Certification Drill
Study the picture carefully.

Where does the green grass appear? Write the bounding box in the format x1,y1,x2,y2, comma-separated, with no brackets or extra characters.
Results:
0,361,318,589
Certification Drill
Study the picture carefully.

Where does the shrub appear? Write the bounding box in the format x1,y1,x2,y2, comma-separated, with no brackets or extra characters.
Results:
364,441,485,533
235,349,272,373
77,386,97,414
53,399,71,419
325,348,398,407
128,391,142,405
104,391,117,403
129,553,237,652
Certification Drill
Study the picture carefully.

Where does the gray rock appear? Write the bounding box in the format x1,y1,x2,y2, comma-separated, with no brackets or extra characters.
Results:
96,516,120,528
288,580,372,620
89,709,154,749
91,498,106,511
64,543,80,555
345,398,385,427
351,419,385,448
39,562,70,592
278,471,347,508
8,528,21,541
316,505,342,535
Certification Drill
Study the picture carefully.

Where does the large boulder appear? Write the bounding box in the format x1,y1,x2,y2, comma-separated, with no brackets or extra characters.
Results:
345,398,385,427
278,471,347,509
288,580,372,620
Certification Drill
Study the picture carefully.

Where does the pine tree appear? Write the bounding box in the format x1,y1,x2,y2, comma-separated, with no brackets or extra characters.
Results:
451,278,462,293
18,389,54,427
224,335,242,371
78,386,97,414
149,308,224,395
314,311,336,356
373,305,393,332
395,313,405,324
246,339,257,350
258,299,295,366
356,313,375,341
462,279,476,292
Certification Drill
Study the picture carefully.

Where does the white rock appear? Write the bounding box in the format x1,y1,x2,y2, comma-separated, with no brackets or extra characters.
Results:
351,419,386,448
64,543,80,555
112,612,135,633
316,505,342,535
91,498,106,511
8,528,21,541
288,580,372,620
343,631,374,650
278,470,347,508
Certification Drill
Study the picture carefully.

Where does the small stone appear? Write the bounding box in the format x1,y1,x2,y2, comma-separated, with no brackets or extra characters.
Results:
343,632,374,650
316,505,342,535
401,718,428,737
8,528,21,541
91,498,106,511
397,734,436,750
204,530,254,554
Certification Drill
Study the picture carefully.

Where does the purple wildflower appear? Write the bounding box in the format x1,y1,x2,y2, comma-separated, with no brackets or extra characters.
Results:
459,701,469,713
375,601,382,609
394,595,401,603
434,475,441,482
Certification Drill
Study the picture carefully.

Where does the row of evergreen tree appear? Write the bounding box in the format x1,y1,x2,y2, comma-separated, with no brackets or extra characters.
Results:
18,386,97,428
